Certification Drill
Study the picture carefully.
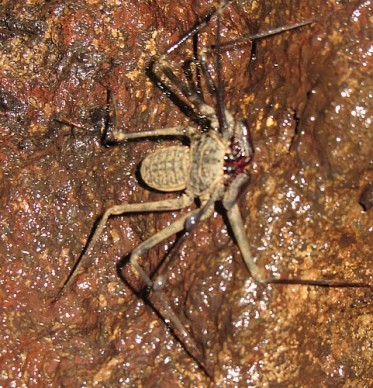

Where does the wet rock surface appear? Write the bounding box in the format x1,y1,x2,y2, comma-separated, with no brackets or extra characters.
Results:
0,0,372,386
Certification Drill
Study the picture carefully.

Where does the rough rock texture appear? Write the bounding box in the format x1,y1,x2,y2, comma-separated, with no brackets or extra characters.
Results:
0,0,372,386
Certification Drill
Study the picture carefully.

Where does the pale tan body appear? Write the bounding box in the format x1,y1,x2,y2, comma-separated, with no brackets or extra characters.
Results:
88,124,267,368
61,108,268,372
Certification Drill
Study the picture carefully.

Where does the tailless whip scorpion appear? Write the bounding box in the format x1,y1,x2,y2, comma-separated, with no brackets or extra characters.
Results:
56,0,372,376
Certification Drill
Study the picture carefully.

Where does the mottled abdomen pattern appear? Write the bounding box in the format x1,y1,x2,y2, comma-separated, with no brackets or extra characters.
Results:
141,146,190,192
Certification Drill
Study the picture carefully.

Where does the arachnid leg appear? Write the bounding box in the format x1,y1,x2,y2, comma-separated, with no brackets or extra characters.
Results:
222,174,270,282
101,90,198,144
57,92,198,146
107,124,197,144
224,175,372,289
57,194,194,299
126,202,215,376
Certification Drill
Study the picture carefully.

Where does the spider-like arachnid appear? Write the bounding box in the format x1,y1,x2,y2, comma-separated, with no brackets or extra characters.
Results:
57,0,371,375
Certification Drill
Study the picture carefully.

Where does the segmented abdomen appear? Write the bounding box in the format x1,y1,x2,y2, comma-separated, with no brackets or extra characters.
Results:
140,146,190,192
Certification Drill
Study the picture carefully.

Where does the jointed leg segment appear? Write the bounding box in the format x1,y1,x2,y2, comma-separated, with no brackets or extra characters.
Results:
224,175,372,288
127,207,210,369
109,125,197,143
58,194,194,298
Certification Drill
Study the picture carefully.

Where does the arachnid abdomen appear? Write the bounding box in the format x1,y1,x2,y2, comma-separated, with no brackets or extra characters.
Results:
141,146,190,192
